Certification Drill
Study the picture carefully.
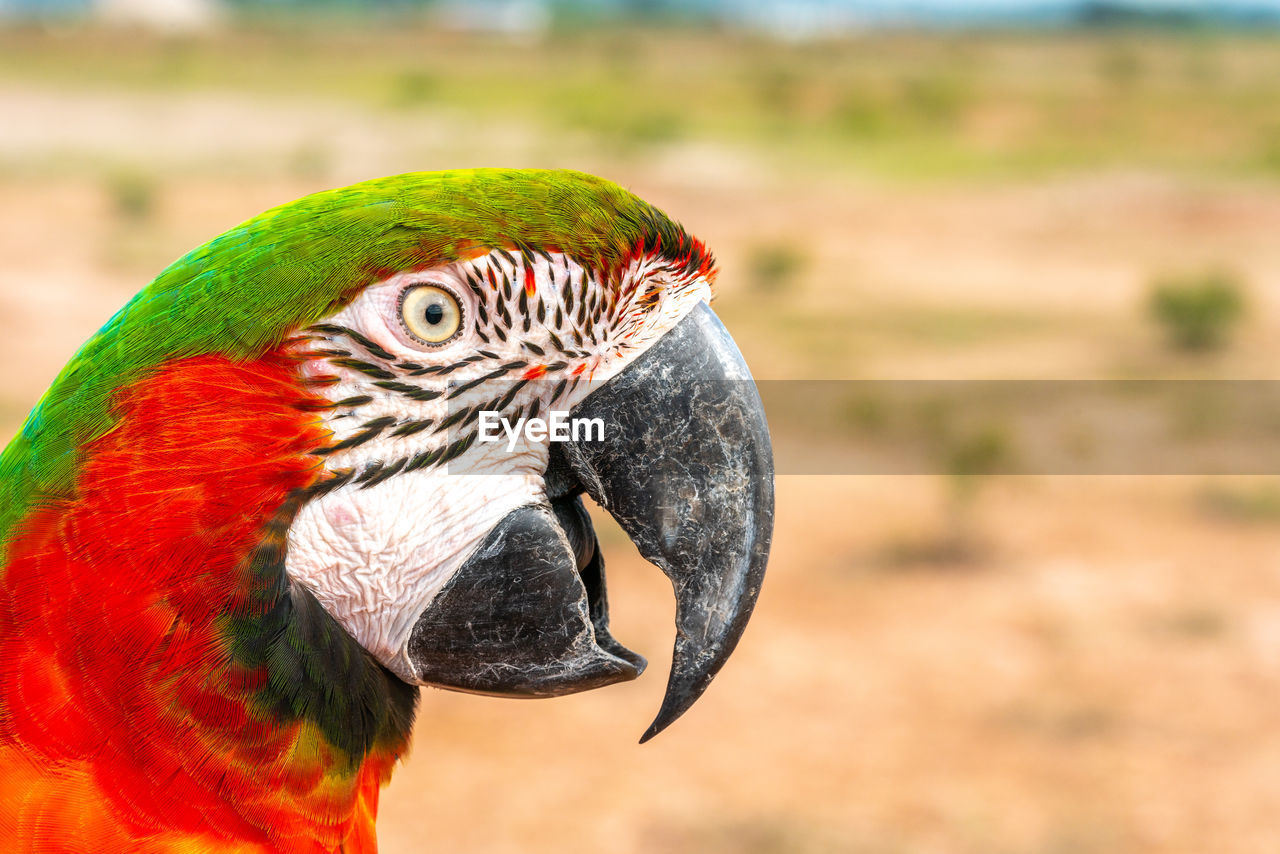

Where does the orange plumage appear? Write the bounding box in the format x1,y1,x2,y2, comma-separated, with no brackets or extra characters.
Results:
0,354,406,853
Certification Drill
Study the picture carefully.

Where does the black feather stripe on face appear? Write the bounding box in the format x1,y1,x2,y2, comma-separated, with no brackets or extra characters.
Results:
296,245,707,488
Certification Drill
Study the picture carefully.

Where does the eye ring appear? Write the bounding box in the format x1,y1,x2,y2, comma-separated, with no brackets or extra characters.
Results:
399,283,464,346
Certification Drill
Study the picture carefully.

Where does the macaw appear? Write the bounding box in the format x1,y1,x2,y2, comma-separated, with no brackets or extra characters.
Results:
0,169,774,853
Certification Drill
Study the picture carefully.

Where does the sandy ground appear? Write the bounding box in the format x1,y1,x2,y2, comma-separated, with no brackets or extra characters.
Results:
378,476,1280,854
4,84,1280,853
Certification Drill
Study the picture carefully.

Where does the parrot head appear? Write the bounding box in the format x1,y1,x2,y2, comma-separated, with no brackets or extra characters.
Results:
0,167,774,757
274,172,775,742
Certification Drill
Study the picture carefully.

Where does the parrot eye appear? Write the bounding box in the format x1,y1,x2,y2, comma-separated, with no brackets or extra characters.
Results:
399,284,463,346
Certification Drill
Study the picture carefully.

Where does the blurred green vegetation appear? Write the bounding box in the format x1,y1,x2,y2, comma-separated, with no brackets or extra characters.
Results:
1147,268,1247,352
1196,479,1280,523
926,400,1014,563
744,241,805,294
3,27,1280,179
104,169,157,222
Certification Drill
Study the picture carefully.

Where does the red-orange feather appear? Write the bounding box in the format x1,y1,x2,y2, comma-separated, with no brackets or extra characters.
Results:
0,354,402,853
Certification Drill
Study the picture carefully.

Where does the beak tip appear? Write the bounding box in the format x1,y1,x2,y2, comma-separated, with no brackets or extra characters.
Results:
638,706,678,743
636,669,714,744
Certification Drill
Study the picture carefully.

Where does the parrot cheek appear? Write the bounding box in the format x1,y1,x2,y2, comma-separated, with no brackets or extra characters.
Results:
285,468,549,683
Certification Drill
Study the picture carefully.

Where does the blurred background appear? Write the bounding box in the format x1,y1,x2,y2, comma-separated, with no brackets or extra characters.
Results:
4,0,1280,851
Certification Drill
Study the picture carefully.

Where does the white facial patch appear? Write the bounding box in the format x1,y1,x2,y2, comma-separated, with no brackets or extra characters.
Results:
287,467,542,682
282,248,714,682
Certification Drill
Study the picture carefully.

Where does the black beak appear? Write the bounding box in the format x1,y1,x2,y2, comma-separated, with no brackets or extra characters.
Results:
407,302,775,741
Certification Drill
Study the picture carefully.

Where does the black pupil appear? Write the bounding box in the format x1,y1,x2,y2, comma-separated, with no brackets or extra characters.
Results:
424,303,445,325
